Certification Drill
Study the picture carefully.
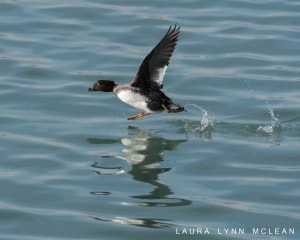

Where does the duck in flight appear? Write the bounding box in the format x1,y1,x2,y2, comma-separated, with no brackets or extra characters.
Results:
88,25,186,120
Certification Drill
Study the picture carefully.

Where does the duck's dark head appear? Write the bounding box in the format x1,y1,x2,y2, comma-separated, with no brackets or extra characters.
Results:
87,80,116,92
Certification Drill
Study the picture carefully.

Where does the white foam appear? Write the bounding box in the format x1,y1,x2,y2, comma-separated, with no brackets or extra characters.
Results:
256,108,281,134
184,103,214,133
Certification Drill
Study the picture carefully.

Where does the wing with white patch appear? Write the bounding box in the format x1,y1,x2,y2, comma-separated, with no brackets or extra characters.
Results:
151,65,167,88
131,25,180,89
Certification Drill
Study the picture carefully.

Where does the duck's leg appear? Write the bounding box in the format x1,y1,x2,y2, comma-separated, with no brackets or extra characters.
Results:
128,112,149,120
162,103,186,113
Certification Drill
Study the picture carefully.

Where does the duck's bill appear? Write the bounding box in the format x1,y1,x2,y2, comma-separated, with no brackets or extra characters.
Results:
87,86,96,91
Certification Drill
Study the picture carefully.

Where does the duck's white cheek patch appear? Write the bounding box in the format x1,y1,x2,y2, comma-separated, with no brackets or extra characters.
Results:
116,90,153,113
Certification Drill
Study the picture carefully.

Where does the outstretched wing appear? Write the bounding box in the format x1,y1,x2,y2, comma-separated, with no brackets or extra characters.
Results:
131,25,180,90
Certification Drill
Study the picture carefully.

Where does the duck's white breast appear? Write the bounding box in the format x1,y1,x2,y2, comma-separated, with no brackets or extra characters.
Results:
115,88,153,113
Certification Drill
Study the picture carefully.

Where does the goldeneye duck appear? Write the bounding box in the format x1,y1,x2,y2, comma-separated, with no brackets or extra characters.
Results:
88,24,186,120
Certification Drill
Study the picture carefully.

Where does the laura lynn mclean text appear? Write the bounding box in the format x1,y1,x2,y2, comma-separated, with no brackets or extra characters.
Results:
175,227,295,236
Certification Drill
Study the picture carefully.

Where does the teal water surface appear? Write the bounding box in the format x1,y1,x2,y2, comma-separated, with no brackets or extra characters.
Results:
1,1,299,240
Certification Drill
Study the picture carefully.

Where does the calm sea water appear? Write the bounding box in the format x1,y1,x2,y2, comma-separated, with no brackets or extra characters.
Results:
1,0,299,240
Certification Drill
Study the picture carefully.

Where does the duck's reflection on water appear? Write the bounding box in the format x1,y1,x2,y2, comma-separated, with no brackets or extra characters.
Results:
87,126,190,208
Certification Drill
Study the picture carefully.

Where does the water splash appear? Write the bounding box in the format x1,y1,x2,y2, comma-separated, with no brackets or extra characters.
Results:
183,104,214,133
196,107,214,132
256,108,281,134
